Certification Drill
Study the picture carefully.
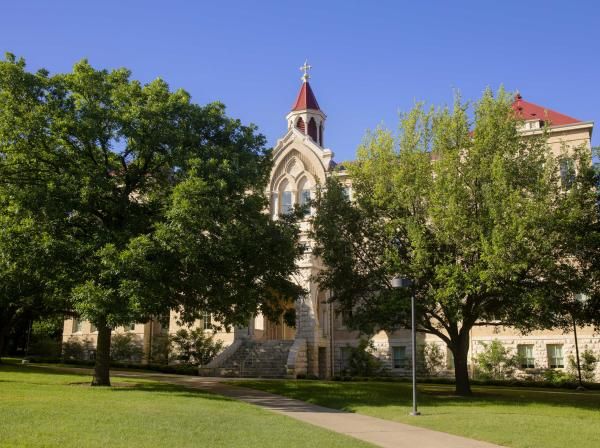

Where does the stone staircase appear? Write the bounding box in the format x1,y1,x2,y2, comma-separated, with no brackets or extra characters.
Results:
199,339,294,378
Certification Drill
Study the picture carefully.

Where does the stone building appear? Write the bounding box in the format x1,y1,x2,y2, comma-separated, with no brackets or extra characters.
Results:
63,65,597,380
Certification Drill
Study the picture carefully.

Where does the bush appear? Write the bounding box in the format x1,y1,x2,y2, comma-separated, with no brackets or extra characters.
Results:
62,338,93,361
568,349,598,382
543,368,574,386
149,334,171,365
169,328,224,366
474,340,518,380
419,343,445,376
111,333,143,362
344,339,386,377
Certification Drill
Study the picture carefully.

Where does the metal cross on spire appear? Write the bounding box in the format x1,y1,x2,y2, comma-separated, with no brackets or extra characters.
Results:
300,60,312,82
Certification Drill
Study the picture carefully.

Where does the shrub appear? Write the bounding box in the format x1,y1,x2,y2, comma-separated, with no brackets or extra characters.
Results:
344,339,386,377
474,340,518,380
110,333,143,362
62,337,92,361
169,328,224,366
543,368,574,385
419,343,445,376
149,334,171,365
568,349,598,382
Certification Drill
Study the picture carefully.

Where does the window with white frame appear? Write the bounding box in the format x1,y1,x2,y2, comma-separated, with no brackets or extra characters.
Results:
392,346,407,369
281,191,293,215
547,344,564,368
203,312,212,330
72,318,83,333
342,186,351,200
559,158,575,189
517,344,535,368
299,189,311,216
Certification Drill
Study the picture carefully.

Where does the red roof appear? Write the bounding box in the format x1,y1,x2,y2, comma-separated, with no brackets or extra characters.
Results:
512,94,581,126
292,81,321,111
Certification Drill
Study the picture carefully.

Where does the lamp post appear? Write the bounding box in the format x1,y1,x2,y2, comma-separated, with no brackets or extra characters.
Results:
391,276,420,416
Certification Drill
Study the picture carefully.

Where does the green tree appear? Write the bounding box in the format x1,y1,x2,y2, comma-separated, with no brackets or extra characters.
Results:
312,88,598,395
0,207,71,362
474,340,518,380
0,54,302,385
169,327,224,366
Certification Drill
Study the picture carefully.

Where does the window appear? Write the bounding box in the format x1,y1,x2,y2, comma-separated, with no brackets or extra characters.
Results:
342,186,351,200
128,323,136,331
559,158,575,189
518,344,535,368
547,344,564,368
281,191,293,215
72,318,83,333
203,312,212,330
340,347,352,371
299,189,311,216
271,192,278,217
392,346,407,369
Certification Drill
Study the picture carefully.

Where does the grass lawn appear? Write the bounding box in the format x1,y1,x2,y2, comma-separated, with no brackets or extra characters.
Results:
229,380,600,448
0,364,373,448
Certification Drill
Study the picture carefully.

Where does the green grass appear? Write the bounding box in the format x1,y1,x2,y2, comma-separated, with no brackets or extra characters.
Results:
0,365,373,448
228,380,600,448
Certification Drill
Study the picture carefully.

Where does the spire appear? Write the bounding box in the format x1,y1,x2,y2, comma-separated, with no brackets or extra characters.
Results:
291,61,320,111
292,82,321,111
287,61,326,147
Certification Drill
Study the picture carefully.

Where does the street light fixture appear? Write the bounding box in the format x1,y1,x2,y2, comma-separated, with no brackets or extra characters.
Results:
391,276,420,416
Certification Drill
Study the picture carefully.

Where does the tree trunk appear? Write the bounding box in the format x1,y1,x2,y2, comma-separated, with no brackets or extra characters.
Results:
92,320,111,386
452,334,472,396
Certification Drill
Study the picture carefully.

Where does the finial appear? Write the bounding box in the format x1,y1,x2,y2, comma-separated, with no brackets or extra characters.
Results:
300,60,312,82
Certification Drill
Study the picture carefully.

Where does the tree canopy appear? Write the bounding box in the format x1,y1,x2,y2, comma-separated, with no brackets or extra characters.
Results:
312,88,599,395
0,53,302,384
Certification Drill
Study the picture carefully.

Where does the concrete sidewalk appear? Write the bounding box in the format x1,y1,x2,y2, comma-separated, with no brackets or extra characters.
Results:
34,366,504,448
128,372,504,448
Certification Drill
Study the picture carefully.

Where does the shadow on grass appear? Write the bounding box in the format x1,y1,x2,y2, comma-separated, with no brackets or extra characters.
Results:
0,363,232,403
231,380,600,414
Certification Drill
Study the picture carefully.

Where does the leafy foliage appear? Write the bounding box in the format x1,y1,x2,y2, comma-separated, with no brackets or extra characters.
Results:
0,53,302,383
419,343,445,376
343,339,386,377
312,88,599,395
568,349,598,382
474,340,518,380
110,333,143,362
169,328,224,366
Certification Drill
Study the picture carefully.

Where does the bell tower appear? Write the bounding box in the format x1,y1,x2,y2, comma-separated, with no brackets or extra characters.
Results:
286,61,326,147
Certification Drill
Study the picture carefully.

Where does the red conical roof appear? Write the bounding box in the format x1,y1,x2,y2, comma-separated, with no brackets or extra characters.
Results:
292,81,321,111
512,94,581,126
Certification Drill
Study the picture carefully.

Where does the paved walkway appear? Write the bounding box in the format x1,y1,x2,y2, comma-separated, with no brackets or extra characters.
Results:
35,366,504,448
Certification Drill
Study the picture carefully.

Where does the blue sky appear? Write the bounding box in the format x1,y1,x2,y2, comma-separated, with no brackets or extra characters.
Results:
2,0,598,162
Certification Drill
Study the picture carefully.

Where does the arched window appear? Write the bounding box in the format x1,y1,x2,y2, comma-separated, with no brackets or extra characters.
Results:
308,117,318,142
319,123,323,146
279,179,293,215
296,117,305,134
297,177,312,217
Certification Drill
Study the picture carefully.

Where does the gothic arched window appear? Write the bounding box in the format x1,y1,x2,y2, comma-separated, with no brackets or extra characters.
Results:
308,117,318,142
296,117,305,134
279,179,293,215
